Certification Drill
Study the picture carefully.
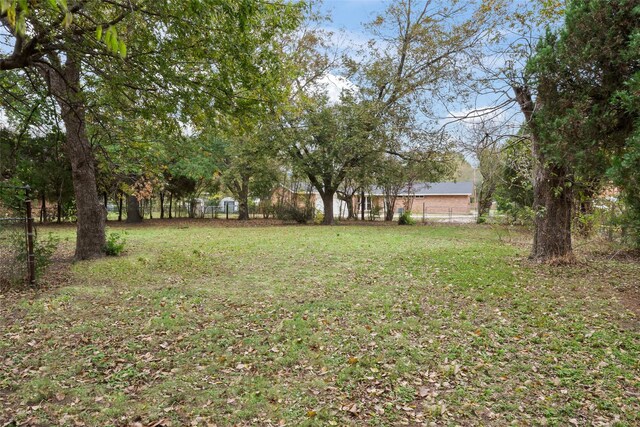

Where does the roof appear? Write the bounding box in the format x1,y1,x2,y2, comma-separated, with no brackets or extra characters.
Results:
369,182,473,196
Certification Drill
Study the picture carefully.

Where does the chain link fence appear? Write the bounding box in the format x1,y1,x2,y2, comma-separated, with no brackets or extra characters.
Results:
0,184,35,288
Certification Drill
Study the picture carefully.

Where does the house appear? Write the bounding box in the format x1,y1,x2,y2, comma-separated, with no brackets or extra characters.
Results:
271,184,349,218
360,182,474,215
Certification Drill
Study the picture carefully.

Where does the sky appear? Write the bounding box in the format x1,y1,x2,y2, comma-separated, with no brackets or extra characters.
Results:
314,0,524,139
319,0,387,32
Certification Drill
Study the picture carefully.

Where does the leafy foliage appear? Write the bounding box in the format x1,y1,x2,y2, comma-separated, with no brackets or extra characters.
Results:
104,231,127,256
398,211,416,225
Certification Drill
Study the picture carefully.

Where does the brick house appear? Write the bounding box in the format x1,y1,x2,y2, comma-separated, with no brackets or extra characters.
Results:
360,182,474,216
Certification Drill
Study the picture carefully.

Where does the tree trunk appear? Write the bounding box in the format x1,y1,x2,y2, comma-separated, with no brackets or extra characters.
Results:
531,161,573,261
45,57,105,259
188,199,196,218
118,192,123,221
149,198,153,219
384,194,397,221
160,191,165,219
237,175,250,221
57,192,62,224
514,84,573,262
321,191,335,225
168,193,173,219
385,204,395,221
345,195,354,219
360,191,365,221
126,195,143,223
476,185,494,223
40,191,46,223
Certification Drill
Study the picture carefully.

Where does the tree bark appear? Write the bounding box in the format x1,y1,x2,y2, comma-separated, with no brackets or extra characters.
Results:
126,195,143,223
40,191,46,223
337,192,355,219
514,84,573,262
237,174,250,221
321,191,335,225
531,160,573,260
168,193,173,219
384,196,396,221
118,192,123,221
45,57,105,259
476,184,495,223
160,191,165,219
360,191,365,221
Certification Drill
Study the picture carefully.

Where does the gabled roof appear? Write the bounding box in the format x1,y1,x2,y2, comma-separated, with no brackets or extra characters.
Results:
369,182,473,196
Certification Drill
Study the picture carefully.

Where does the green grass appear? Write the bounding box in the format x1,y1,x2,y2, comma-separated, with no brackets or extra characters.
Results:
1,223,638,426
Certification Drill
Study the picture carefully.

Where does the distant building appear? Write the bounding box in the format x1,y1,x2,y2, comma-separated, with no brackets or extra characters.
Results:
360,182,474,215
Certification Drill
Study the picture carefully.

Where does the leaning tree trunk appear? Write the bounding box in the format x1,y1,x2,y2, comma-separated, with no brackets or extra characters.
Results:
45,57,105,259
476,184,495,224
321,191,335,225
126,195,143,223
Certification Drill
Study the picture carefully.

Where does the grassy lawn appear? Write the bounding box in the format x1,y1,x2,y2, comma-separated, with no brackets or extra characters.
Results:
1,222,639,426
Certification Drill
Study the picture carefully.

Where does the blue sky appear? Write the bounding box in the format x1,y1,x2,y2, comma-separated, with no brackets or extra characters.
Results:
319,0,388,32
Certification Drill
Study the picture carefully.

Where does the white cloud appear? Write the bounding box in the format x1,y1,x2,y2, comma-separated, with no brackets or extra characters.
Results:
307,73,359,104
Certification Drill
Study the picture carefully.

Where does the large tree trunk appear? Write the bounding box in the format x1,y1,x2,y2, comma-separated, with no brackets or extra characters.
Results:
46,57,105,259
321,191,335,225
237,175,250,221
514,84,573,262
531,160,573,261
126,195,143,223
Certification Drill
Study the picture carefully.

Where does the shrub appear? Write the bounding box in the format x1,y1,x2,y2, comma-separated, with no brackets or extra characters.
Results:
104,231,127,256
274,203,314,223
398,211,415,225
314,211,324,224
2,226,59,287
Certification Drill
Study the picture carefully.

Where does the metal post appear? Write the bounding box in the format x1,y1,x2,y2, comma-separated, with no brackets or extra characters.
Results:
226,203,229,220
24,186,36,286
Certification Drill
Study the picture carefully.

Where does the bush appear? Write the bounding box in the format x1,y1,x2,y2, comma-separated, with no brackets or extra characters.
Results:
274,203,314,224
398,211,415,225
314,211,324,224
104,231,127,256
2,226,59,287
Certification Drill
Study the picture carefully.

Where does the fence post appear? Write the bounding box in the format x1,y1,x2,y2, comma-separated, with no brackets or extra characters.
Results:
24,186,36,286
226,204,229,220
